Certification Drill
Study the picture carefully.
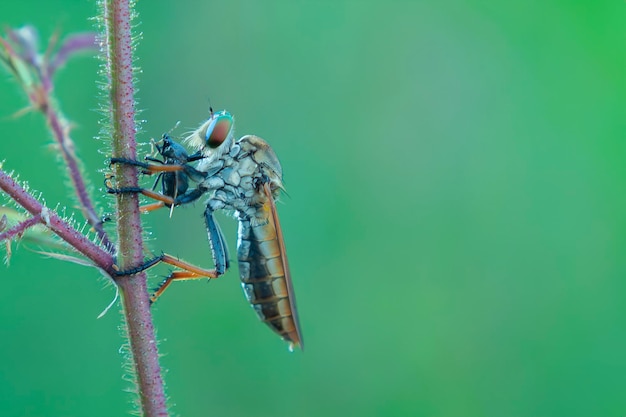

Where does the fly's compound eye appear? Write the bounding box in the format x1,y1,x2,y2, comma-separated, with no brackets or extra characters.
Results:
205,111,233,149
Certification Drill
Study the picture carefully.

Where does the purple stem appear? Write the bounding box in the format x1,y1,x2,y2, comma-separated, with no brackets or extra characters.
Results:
103,0,168,415
0,214,42,242
0,169,115,272
41,98,116,254
49,33,97,76
1,27,114,254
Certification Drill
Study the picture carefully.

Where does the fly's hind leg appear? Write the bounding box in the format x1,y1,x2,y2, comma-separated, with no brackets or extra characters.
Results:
113,206,232,305
149,206,231,303
115,253,222,304
148,255,222,303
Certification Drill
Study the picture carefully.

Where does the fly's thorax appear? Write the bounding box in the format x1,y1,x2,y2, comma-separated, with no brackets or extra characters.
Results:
196,156,224,177
203,177,269,225
237,135,284,192
190,122,284,226
201,138,275,209
210,187,270,225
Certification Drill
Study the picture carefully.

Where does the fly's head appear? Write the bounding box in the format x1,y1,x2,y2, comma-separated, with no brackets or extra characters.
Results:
186,109,235,158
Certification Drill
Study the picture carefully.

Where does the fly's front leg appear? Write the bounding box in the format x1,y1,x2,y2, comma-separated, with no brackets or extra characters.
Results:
109,157,208,183
107,157,190,211
110,157,185,175
105,175,207,209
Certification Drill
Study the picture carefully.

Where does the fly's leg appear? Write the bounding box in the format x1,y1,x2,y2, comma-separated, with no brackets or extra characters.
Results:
140,202,167,213
104,176,207,208
149,254,224,303
107,157,189,212
139,173,180,213
205,204,230,275
110,157,185,174
108,158,231,303
109,157,208,182
108,156,210,213
114,254,221,303
113,204,232,304
149,206,231,303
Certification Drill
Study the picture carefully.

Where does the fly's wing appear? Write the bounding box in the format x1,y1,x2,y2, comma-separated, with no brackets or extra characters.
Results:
262,182,304,350
238,183,304,350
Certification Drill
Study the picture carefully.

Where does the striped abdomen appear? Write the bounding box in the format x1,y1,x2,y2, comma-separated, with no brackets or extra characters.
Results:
237,200,303,349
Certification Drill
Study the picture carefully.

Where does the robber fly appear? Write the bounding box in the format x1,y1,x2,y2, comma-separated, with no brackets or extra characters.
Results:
108,110,303,350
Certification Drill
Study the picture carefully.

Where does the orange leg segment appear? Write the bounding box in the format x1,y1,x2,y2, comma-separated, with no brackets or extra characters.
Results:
110,157,186,174
151,254,222,303
140,201,166,213
115,253,222,304
108,159,217,303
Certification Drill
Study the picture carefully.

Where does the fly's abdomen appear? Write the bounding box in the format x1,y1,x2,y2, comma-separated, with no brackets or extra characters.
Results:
237,217,301,348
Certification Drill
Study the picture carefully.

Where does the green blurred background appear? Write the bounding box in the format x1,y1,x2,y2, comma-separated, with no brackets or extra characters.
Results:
1,1,624,416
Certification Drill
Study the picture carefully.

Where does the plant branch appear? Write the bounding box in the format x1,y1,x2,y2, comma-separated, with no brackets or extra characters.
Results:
0,27,114,254
0,169,115,272
101,0,168,415
0,213,42,242
1,5,168,414
42,88,116,254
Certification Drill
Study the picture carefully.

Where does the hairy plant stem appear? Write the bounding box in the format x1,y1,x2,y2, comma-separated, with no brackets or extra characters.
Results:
1,27,112,254
102,0,168,415
0,169,115,271
41,101,115,254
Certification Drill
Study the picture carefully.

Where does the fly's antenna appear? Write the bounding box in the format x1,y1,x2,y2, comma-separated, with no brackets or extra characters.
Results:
207,95,216,119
